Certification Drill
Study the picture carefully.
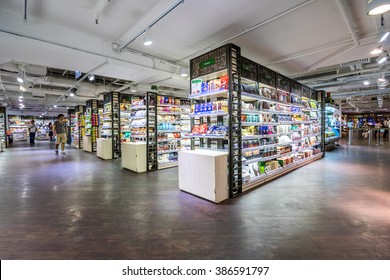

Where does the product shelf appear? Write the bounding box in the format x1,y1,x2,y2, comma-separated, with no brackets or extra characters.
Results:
189,134,227,139
157,149,181,155
189,111,228,118
189,89,229,100
158,161,179,169
242,134,280,140
243,151,297,165
157,112,182,115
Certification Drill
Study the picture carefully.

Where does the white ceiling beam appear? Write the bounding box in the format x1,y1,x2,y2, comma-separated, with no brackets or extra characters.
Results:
177,0,318,63
303,43,356,73
335,0,360,46
265,39,352,66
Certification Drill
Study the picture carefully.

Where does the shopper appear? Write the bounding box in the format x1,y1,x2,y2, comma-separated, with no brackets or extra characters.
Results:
53,114,67,155
374,121,382,139
383,118,389,139
48,122,54,141
29,120,37,144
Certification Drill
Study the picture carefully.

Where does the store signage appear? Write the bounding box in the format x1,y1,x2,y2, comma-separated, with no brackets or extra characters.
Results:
199,58,215,69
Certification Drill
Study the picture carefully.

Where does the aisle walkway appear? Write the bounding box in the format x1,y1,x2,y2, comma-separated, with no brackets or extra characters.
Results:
0,141,390,259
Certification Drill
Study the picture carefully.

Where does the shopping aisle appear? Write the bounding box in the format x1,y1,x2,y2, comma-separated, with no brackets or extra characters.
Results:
0,141,390,259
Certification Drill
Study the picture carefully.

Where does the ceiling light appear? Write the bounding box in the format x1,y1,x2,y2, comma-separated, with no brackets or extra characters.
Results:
19,98,23,102
20,85,26,92
88,74,95,81
367,0,390,15
19,94,23,99
378,73,386,82
377,52,388,64
53,105,57,108
363,81,370,85
19,104,25,108
378,30,390,42
69,87,77,97
371,47,383,55
179,67,189,77
17,75,24,84
143,29,152,46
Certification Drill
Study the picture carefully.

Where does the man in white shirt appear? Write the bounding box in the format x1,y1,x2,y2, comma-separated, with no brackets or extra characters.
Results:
29,120,37,144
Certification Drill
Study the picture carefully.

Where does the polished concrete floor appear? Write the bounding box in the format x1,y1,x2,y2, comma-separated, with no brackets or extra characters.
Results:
0,139,389,260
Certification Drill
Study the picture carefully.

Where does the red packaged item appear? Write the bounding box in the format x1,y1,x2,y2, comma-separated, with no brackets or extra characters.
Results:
220,75,229,90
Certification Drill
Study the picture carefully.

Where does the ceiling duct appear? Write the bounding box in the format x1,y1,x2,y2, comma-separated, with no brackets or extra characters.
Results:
31,92,46,99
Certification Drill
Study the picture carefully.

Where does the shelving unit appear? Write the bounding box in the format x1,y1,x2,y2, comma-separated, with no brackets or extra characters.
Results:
8,116,31,141
182,44,325,202
0,107,6,149
100,92,120,158
83,99,99,152
240,75,324,192
73,105,85,149
119,94,132,145
67,109,75,145
156,95,191,169
187,43,242,199
325,103,341,145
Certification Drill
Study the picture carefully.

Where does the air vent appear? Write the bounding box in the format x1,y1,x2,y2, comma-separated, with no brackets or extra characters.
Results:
32,92,46,99
340,58,371,67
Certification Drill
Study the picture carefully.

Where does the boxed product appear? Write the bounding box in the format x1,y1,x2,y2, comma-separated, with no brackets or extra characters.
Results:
191,79,202,95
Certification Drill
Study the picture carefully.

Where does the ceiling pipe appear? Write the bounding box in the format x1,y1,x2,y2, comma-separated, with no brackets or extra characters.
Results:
177,0,317,63
335,0,360,46
23,0,27,23
115,0,185,52
95,0,111,24
331,88,390,98
0,30,188,83
54,60,108,104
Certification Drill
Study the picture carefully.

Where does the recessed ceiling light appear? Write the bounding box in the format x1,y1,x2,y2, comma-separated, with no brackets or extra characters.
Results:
17,76,24,83
143,29,153,46
20,85,26,92
69,92,75,97
179,68,189,77
88,74,95,81
363,81,370,86
53,105,57,108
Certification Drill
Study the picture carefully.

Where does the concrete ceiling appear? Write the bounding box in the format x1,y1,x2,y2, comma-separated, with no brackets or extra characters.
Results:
1,0,390,115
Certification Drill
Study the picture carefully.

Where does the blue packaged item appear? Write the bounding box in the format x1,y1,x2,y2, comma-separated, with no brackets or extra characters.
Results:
207,102,212,112
194,104,199,114
201,82,208,93
199,103,204,113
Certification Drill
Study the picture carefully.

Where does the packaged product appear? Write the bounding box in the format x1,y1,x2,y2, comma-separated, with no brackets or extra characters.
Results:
191,79,202,94
220,75,229,90
201,82,208,93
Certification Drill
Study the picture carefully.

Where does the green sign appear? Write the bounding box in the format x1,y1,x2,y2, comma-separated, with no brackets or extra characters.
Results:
200,57,215,68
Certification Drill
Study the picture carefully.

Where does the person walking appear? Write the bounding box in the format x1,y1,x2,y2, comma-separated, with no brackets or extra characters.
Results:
48,122,54,141
29,120,37,144
53,114,67,155
383,118,389,139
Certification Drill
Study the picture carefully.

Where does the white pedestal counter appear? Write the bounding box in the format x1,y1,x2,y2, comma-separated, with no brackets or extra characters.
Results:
178,149,228,203
97,138,113,160
83,136,93,152
122,142,147,173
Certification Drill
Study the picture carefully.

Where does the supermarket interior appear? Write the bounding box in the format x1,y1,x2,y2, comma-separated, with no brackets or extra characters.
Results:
1,0,390,260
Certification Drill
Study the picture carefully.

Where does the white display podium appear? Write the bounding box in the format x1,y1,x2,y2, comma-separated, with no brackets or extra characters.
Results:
122,142,147,173
178,150,229,203
83,136,93,152
97,138,112,160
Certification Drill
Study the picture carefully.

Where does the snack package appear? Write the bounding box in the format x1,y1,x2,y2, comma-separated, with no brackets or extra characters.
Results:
201,82,208,93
